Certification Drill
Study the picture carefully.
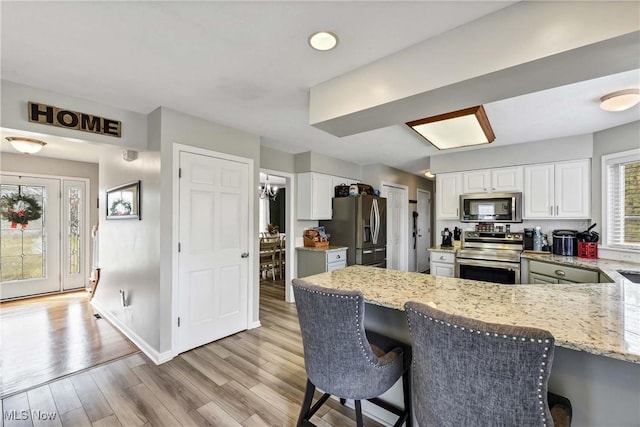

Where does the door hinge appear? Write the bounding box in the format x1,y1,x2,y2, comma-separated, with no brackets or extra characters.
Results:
178,168,182,178
177,317,181,327
178,242,181,252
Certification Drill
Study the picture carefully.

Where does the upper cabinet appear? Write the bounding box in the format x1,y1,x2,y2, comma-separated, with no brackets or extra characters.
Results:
297,173,358,220
524,159,590,219
436,172,462,219
462,166,523,194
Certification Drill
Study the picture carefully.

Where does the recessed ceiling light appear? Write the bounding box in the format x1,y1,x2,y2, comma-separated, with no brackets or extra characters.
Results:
407,106,495,150
600,89,640,111
308,31,338,51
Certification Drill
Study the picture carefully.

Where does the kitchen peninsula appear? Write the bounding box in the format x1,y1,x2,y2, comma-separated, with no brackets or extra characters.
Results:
299,265,640,426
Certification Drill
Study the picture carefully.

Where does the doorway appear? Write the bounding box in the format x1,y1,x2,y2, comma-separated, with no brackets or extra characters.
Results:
1,174,89,300
416,189,431,272
259,169,294,302
175,148,253,354
381,182,409,271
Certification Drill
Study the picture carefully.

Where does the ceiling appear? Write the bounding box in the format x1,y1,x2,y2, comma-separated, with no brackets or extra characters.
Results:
1,2,638,174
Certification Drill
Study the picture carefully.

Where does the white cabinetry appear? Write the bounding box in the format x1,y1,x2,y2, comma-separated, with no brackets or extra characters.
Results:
297,248,347,278
462,166,523,194
436,172,462,219
524,160,590,219
297,173,358,220
429,250,455,277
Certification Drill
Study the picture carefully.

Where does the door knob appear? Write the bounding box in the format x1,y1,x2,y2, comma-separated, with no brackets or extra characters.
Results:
241,252,249,258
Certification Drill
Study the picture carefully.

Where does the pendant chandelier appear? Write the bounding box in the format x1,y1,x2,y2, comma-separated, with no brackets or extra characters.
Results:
259,175,278,200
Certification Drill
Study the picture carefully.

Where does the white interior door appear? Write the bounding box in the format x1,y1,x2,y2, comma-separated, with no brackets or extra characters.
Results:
381,184,408,271
177,151,250,353
1,175,61,299
416,189,431,272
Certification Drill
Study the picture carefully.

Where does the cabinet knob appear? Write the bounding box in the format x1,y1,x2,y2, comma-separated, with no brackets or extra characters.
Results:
555,269,566,276
440,256,446,260
336,255,340,259
241,252,249,258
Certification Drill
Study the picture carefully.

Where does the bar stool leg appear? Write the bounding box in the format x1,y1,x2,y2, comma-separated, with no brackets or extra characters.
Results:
297,380,315,426
402,368,412,427
355,400,364,427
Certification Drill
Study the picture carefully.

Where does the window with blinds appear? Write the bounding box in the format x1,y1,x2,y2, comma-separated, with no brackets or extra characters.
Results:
603,149,640,250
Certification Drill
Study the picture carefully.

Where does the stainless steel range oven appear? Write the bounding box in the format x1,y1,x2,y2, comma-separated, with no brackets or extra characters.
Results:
455,231,523,284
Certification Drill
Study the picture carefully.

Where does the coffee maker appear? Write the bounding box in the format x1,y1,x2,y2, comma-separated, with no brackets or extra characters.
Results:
441,228,453,248
523,228,534,250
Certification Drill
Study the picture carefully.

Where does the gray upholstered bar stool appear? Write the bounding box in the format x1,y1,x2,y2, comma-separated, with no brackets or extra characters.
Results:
405,301,572,427
292,279,411,427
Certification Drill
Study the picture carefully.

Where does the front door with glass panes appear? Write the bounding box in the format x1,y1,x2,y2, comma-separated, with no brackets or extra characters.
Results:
1,175,87,300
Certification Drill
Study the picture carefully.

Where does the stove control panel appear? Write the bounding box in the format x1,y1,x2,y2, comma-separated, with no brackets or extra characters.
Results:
463,231,523,242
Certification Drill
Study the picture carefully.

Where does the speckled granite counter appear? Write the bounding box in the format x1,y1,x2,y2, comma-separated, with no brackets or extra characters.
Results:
521,252,640,284
295,245,348,252
299,265,640,364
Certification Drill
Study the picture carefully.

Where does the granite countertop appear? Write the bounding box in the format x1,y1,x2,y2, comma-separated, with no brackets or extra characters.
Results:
295,245,348,252
297,265,640,364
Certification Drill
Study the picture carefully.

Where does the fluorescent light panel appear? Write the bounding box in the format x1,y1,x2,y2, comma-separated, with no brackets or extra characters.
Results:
407,106,495,150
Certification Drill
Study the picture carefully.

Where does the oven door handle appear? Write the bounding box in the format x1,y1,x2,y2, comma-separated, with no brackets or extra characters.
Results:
456,257,520,271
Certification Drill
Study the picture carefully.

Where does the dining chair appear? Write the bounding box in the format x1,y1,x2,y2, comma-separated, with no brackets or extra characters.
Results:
405,301,572,427
292,279,411,427
259,237,279,280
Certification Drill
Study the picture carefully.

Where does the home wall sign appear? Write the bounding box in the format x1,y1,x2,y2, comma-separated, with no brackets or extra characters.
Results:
28,101,122,138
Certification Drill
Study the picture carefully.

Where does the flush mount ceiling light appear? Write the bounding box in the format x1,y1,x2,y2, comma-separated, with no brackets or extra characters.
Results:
5,137,47,154
308,31,338,51
600,88,640,111
423,170,435,179
406,106,495,150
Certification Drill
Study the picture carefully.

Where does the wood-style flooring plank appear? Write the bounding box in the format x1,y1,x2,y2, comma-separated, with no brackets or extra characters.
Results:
48,380,81,416
58,407,91,427
2,279,390,427
89,367,147,427
2,392,33,427
1,291,139,398
25,386,62,427
68,372,112,423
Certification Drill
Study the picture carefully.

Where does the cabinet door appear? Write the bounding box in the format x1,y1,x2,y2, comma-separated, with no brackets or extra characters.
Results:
312,173,334,219
524,164,554,219
555,160,590,218
492,166,523,192
529,272,558,284
463,170,491,193
436,173,462,219
430,261,454,277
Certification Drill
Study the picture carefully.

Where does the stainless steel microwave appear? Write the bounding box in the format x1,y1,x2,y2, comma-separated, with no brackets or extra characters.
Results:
459,192,522,223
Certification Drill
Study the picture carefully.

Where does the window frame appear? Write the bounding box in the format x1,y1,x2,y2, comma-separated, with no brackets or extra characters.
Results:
601,148,640,251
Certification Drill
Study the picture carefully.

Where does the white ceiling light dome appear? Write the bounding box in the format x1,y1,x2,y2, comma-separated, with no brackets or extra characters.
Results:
600,88,640,111
308,31,338,51
5,137,47,154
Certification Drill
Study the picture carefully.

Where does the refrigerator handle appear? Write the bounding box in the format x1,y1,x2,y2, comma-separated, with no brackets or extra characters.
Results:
372,199,380,244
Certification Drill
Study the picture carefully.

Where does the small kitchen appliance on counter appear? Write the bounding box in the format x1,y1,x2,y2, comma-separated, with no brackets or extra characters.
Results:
552,229,578,256
441,228,453,248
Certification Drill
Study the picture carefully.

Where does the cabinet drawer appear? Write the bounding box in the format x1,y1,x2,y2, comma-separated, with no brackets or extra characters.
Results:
529,260,598,283
327,261,347,272
431,251,455,264
327,250,347,264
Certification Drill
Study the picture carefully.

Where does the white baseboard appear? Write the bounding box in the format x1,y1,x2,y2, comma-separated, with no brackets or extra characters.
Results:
249,320,262,329
90,299,173,365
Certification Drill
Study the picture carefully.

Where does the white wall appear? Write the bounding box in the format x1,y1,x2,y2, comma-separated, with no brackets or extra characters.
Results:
153,107,261,353
94,146,162,350
1,80,148,150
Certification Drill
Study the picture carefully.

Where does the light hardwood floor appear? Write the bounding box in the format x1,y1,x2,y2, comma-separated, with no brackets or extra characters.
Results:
1,291,139,399
1,281,385,427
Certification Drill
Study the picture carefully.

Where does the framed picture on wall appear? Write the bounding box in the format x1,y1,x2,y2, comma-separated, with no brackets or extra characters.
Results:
106,180,141,220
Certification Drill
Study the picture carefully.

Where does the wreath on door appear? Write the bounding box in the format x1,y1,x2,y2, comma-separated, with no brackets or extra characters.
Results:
0,192,43,229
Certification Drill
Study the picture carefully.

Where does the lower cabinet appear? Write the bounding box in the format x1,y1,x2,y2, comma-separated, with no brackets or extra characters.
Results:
429,250,456,277
527,260,599,284
297,247,347,278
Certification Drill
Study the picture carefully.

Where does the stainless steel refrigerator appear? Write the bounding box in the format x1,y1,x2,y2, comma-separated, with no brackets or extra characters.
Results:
319,195,387,267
